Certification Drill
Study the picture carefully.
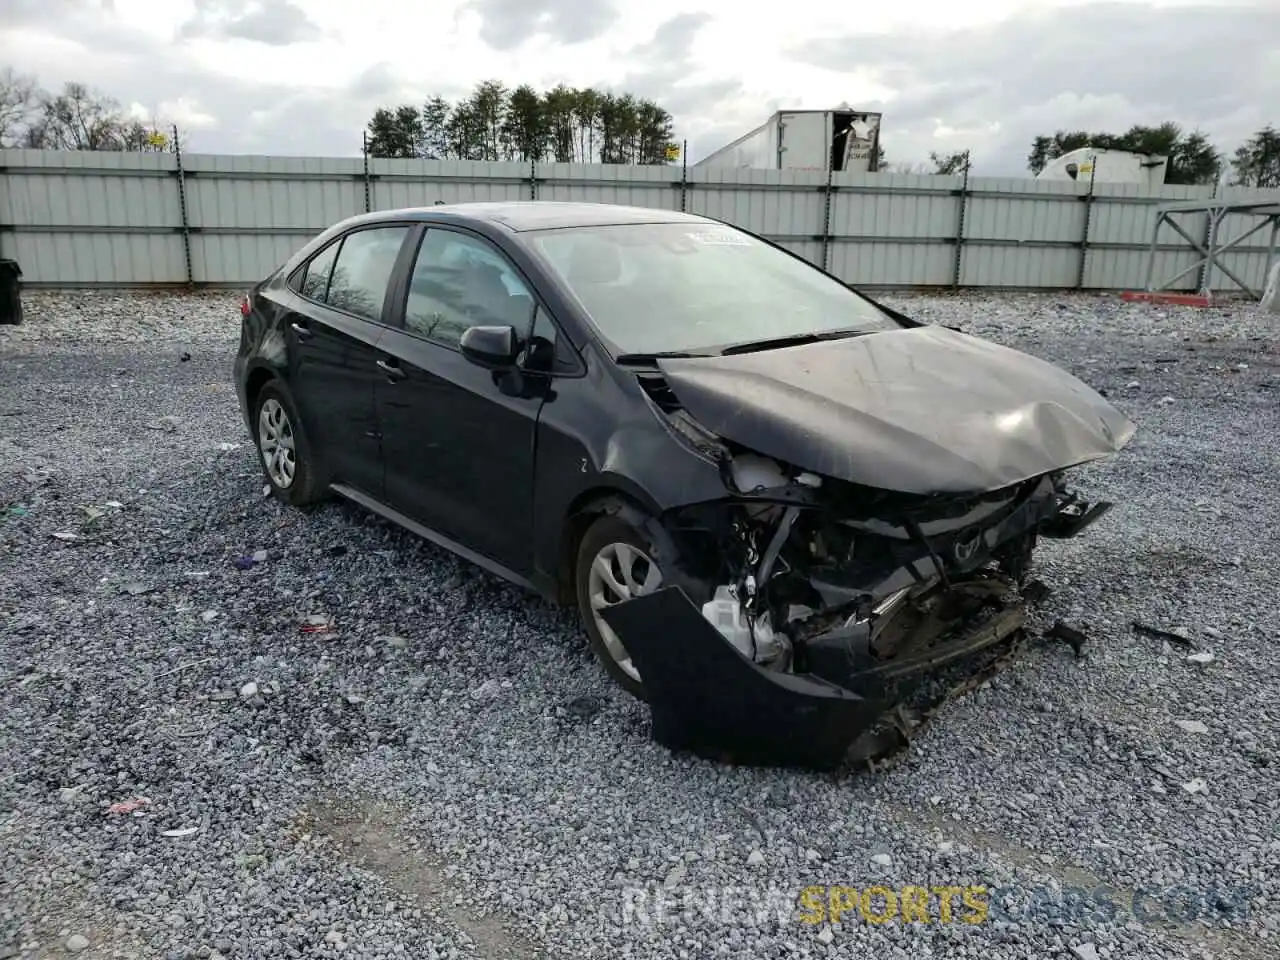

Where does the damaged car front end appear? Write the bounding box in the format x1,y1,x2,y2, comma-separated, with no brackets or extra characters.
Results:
598,325,1136,771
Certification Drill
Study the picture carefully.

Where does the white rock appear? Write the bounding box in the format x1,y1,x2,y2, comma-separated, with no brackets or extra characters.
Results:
66,934,90,953
200,609,218,622
239,681,259,699
1182,778,1208,795
1174,719,1208,734
663,862,687,888
1071,944,1100,960
747,849,766,866
817,926,835,945
1186,651,1215,665
871,853,893,866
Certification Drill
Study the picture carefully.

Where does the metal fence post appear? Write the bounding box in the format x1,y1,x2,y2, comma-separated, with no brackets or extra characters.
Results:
951,151,971,288
1197,181,1218,293
172,125,193,287
679,140,688,213
361,131,372,213
530,159,537,200
820,163,835,273
1076,162,1097,289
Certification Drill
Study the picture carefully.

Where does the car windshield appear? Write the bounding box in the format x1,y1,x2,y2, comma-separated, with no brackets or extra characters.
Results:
525,221,900,356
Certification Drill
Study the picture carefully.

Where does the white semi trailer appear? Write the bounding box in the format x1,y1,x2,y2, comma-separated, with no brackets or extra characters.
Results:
693,106,883,174
1036,147,1168,188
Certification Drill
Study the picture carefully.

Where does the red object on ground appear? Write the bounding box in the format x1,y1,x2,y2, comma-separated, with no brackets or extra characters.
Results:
107,797,152,815
1121,291,1212,307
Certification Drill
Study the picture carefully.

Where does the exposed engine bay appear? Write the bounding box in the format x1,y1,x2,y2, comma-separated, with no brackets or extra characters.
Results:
682,448,1105,679
601,420,1116,772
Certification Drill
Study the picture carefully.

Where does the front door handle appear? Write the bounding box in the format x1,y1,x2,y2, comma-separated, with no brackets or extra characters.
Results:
377,359,407,381
290,321,311,340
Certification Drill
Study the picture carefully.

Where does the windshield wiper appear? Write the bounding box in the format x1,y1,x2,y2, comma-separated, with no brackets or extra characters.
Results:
717,328,870,356
615,350,709,365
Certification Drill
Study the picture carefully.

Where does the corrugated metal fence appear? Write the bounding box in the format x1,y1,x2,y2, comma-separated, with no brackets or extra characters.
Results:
2,148,1278,292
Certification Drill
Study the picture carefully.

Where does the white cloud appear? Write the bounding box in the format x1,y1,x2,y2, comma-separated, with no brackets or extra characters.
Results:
126,97,219,130
0,0,1275,174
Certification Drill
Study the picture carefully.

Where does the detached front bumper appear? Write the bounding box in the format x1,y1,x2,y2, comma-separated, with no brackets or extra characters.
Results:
602,581,1026,771
600,487,1112,772
601,586,892,770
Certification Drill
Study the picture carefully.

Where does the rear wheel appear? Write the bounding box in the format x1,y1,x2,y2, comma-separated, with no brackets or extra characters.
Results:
575,514,667,700
253,381,325,506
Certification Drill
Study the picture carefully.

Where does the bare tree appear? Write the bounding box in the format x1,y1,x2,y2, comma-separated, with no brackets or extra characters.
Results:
9,77,177,152
28,81,129,150
0,68,41,147
930,150,970,175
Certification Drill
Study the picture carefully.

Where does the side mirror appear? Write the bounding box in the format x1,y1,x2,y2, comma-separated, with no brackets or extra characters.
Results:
460,324,519,368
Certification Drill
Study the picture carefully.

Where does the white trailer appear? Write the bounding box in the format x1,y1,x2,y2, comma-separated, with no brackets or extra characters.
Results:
693,107,883,174
1036,147,1168,189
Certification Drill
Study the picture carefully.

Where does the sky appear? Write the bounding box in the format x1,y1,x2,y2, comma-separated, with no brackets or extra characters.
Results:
0,0,1276,175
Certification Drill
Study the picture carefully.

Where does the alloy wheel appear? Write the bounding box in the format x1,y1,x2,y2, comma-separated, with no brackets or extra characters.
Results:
257,397,297,489
586,541,663,682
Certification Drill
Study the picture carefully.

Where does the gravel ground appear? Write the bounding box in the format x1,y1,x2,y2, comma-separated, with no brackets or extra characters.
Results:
2,288,1278,960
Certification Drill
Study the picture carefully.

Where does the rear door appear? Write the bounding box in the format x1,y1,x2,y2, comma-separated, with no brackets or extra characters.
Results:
374,225,553,572
283,223,415,499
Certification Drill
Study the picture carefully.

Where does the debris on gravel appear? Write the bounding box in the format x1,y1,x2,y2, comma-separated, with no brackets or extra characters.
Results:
2,289,1277,960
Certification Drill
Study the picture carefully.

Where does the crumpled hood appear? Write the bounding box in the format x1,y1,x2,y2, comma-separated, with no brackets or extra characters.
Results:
656,325,1136,496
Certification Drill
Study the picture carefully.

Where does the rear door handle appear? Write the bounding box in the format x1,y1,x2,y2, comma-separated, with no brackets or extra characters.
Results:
377,359,407,381
290,321,311,340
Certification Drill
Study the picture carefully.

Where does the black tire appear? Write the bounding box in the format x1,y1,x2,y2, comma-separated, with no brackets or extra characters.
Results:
574,513,663,701
252,380,326,507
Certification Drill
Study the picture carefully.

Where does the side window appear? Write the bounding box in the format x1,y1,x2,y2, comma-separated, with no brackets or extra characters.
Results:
404,229,535,348
299,239,340,301
325,226,411,322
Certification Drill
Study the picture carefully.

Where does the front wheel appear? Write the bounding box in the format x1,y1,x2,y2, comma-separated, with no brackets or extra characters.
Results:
574,514,668,701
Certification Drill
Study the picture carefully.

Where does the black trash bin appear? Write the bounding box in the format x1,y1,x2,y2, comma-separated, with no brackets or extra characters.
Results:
0,259,22,326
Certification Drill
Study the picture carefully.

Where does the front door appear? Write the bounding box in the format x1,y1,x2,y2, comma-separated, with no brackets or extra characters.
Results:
375,226,546,573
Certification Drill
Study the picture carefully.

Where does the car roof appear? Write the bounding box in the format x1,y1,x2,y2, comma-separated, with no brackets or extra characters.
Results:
342,201,714,233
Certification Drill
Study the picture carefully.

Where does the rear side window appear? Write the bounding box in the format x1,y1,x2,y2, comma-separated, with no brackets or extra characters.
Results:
299,240,340,301
325,226,411,322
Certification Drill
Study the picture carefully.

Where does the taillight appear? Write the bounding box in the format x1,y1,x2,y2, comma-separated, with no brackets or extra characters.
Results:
240,294,251,317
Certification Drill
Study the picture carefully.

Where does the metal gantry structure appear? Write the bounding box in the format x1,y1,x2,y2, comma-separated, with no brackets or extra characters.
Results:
1143,197,1280,299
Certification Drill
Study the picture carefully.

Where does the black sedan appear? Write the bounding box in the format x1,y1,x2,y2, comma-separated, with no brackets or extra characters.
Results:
234,201,1134,767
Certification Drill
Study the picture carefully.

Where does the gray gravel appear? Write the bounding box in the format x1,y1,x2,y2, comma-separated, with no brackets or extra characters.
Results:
2,288,1278,960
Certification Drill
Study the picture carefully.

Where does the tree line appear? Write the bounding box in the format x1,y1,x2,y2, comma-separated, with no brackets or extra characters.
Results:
0,68,172,152
365,80,679,165
5,65,1279,187
1024,122,1280,188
